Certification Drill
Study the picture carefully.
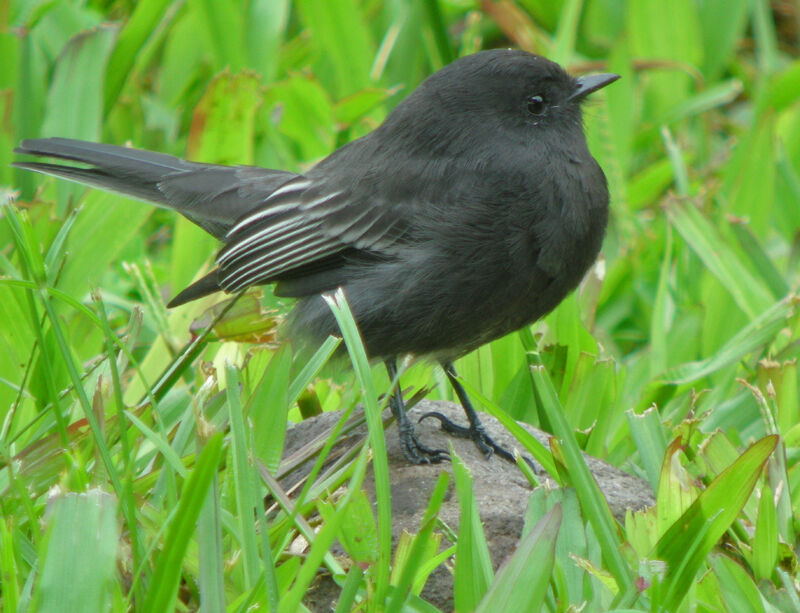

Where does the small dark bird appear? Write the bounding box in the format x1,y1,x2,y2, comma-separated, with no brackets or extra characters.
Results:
14,49,618,464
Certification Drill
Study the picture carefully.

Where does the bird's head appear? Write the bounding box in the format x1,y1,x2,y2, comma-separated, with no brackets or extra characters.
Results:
378,49,619,155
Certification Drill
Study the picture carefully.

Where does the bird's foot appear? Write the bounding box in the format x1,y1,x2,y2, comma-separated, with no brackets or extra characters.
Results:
419,411,515,463
398,421,449,464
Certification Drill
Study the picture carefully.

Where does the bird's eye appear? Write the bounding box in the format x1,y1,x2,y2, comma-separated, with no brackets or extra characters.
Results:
527,95,546,115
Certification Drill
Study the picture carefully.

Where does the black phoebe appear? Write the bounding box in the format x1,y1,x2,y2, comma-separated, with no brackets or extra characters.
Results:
14,49,618,464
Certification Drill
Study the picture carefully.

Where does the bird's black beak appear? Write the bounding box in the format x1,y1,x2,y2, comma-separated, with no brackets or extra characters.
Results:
568,73,620,101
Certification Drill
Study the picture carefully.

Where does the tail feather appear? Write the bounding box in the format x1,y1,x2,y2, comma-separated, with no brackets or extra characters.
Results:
14,138,298,239
13,159,172,207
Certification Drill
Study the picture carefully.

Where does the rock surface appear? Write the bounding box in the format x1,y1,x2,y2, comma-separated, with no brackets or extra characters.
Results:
279,399,653,611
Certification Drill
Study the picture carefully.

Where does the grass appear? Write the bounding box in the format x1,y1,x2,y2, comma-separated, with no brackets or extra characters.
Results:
1,0,800,611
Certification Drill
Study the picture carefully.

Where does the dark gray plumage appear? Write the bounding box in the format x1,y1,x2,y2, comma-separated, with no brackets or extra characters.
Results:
14,49,618,464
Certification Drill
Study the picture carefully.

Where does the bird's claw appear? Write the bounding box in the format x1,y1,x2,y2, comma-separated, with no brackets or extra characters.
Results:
398,421,449,464
419,411,515,463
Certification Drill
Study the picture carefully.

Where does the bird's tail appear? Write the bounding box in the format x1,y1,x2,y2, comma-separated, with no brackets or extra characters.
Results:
14,137,301,306
13,138,297,239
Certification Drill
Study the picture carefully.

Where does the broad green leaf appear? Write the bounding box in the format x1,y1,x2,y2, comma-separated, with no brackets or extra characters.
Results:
294,0,374,97
40,25,117,211
694,568,727,613
56,191,152,301
186,71,262,165
245,344,292,472
328,488,378,564
476,504,561,612
103,0,173,114
244,0,289,82
695,0,749,78
626,0,701,120
41,25,116,141
452,450,493,612
655,437,699,537
714,555,766,613
655,436,778,611
758,59,800,114
189,0,246,71
34,489,119,613
263,74,336,162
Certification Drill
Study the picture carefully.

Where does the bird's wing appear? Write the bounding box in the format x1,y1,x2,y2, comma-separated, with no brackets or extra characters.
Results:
216,176,410,292
13,138,297,239
14,138,413,303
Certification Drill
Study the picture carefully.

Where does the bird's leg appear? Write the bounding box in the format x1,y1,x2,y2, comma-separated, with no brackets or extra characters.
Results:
419,362,515,463
385,359,448,464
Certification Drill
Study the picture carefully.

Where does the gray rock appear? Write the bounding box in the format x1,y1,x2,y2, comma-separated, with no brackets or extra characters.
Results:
279,399,653,612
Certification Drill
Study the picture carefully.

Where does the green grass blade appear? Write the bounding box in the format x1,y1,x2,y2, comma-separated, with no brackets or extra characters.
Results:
294,0,373,96
41,24,116,143
660,296,794,385
649,224,673,377
0,518,20,613
334,566,365,613
752,482,778,582
452,449,493,612
447,372,559,480
225,363,262,588
528,363,634,596
141,432,224,612
713,555,766,613
387,471,450,611
728,220,789,299
286,335,341,405
278,445,370,613
323,288,391,609
196,452,226,613
475,504,561,612
551,0,583,65
421,0,453,65
751,0,779,76
665,196,773,320
625,406,666,492
123,409,187,477
186,71,261,163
